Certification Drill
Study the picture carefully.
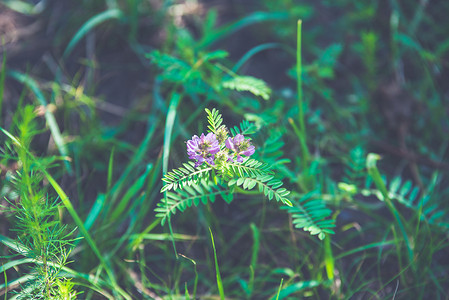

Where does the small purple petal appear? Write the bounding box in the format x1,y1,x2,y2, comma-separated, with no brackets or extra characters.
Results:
236,155,244,163
234,134,245,144
225,138,234,151
209,146,220,154
187,132,221,167
205,156,215,165
241,145,255,157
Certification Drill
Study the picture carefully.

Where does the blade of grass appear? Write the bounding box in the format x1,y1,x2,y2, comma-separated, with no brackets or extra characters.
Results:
83,194,106,232
44,173,124,294
163,92,182,258
334,240,395,260
107,147,115,191
295,20,310,167
248,223,260,297
130,218,161,251
127,0,138,42
185,282,191,300
366,154,414,269
209,228,225,300
273,280,321,300
0,275,35,297
0,234,30,253
198,11,288,49
179,254,198,300
131,233,199,241
162,92,181,175
0,257,35,273
107,115,159,210
275,278,283,300
232,43,282,72
2,263,6,300
108,163,152,222
63,9,123,59
323,234,335,281
1,0,41,15
7,70,73,174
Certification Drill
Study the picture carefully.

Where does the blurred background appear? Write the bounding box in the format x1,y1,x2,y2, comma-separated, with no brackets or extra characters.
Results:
1,0,449,299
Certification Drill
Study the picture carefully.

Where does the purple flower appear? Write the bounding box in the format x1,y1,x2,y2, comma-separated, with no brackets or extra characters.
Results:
187,133,220,167
225,134,255,163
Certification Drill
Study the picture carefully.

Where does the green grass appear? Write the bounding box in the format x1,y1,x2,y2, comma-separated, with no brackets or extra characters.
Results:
1,0,449,299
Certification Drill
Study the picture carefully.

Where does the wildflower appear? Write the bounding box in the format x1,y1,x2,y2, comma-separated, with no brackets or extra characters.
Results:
225,134,255,163
215,126,229,144
187,133,220,167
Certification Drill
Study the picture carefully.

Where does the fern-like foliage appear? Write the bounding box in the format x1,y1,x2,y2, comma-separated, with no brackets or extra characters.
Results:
228,174,292,206
156,108,335,241
205,108,223,134
160,162,211,192
160,159,273,192
343,145,367,186
222,76,271,100
229,119,258,136
147,50,196,83
221,158,272,178
281,191,336,240
156,180,233,225
373,176,449,229
256,130,286,164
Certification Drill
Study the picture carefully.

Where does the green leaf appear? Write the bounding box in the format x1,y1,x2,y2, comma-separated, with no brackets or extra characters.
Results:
156,181,232,225
222,76,271,100
161,163,212,192
63,9,123,58
232,174,292,206
205,108,224,134
282,192,335,240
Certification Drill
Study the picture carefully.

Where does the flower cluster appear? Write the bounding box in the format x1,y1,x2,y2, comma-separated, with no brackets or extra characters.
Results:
226,134,255,163
186,128,255,167
187,133,220,167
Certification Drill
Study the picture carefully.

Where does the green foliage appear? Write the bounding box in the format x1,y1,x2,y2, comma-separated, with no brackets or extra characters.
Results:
229,119,258,137
205,108,224,135
255,129,288,167
0,105,78,299
160,162,212,193
224,159,273,178
156,180,233,226
229,174,292,206
282,192,335,240
222,76,271,100
2,0,449,298
370,175,449,229
210,228,226,300
343,145,367,186
159,108,295,225
147,50,198,83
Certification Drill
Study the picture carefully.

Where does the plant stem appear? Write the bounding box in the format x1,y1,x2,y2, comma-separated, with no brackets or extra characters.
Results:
296,20,310,167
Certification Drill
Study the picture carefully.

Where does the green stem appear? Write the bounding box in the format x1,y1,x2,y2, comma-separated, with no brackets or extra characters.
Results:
323,234,335,281
209,228,225,300
235,187,261,195
163,92,182,259
296,20,310,167
366,154,414,270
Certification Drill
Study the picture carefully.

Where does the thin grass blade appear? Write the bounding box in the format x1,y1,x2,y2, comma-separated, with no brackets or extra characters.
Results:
7,70,73,174
63,9,123,59
209,228,225,300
